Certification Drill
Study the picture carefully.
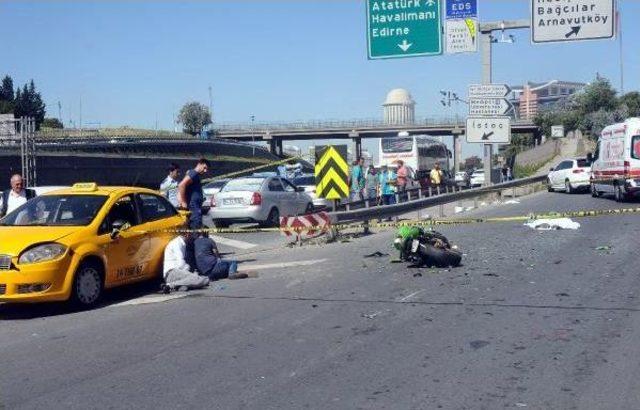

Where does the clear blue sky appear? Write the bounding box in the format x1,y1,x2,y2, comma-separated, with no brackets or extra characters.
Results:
1,0,638,158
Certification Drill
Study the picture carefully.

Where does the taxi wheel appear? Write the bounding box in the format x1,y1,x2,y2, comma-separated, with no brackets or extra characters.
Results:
70,261,104,308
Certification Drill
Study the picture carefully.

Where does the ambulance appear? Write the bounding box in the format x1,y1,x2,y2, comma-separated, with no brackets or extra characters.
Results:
591,118,640,201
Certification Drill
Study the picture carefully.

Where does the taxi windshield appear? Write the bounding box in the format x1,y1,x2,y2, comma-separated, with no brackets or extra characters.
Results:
0,194,108,226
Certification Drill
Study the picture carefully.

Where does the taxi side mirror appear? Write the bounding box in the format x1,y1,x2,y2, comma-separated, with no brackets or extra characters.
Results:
110,219,128,240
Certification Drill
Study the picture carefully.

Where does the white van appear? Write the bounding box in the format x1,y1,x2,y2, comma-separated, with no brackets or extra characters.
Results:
591,118,640,201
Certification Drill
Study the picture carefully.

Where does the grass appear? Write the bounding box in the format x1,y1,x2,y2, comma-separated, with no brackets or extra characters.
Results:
513,158,553,179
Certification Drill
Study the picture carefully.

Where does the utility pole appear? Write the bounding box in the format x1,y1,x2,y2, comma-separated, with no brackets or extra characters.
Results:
479,19,529,186
57,101,62,124
208,86,213,124
617,10,624,94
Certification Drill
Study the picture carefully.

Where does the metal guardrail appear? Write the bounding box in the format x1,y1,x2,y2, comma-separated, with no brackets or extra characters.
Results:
329,175,547,224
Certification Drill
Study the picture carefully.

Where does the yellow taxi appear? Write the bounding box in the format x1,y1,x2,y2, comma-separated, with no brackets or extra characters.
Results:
0,183,187,307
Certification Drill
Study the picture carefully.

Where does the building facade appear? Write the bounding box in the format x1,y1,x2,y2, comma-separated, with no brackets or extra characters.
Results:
508,80,586,120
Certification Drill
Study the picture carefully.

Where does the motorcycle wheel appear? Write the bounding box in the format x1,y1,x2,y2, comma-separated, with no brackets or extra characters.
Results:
418,244,462,268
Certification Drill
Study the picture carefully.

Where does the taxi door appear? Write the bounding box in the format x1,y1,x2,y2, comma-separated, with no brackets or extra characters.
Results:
97,194,151,287
134,193,185,279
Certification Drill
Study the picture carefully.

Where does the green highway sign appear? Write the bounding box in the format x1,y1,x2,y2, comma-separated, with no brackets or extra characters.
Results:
366,0,443,59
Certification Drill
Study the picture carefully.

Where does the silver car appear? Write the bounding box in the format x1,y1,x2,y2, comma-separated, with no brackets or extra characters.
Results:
202,179,229,215
210,176,314,228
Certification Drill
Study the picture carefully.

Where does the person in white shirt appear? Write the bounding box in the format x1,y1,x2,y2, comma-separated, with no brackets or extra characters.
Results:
159,163,180,208
0,174,35,218
163,230,209,291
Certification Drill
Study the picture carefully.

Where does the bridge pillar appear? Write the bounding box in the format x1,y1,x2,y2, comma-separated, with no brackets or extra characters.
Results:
268,139,277,154
350,132,361,163
452,128,463,172
276,138,284,156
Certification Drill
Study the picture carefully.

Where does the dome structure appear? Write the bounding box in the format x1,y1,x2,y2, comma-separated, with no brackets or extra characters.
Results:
383,88,415,125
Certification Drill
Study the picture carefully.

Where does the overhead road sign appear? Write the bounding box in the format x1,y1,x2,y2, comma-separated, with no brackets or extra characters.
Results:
466,117,511,144
469,97,513,116
531,0,615,44
445,0,477,19
315,145,349,200
366,0,442,59
445,0,477,54
468,84,511,99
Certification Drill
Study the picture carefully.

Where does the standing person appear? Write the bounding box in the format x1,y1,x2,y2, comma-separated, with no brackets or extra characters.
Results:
349,158,365,202
395,159,410,201
501,164,508,183
507,166,513,181
378,165,397,205
160,163,181,208
429,162,443,190
178,158,210,230
365,166,379,202
162,230,210,291
0,174,36,218
193,234,249,281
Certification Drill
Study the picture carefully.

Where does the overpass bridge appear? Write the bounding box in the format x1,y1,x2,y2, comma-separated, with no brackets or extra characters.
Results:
212,117,539,170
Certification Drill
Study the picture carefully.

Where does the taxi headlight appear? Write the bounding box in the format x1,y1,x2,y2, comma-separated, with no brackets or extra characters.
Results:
18,243,67,264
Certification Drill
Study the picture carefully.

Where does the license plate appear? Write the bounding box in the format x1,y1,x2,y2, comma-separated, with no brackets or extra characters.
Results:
411,240,420,253
223,198,244,205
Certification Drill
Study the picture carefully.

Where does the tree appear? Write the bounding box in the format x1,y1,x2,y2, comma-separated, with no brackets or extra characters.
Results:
0,75,14,114
41,118,64,129
12,80,46,129
177,102,211,135
575,77,618,115
619,92,640,117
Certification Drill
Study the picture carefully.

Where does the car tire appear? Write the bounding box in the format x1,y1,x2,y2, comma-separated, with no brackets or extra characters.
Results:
265,208,280,228
565,179,574,194
547,179,554,192
304,203,314,214
417,244,462,268
70,261,104,309
213,220,230,228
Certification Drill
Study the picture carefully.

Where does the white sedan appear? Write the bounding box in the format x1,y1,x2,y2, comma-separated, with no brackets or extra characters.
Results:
469,170,485,187
292,174,332,209
547,158,591,193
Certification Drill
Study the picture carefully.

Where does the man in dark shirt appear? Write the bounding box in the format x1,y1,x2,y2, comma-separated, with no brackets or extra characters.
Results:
194,234,248,281
178,158,210,230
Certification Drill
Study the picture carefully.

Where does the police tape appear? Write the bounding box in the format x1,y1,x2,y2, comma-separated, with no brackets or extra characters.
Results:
201,155,304,184
134,206,640,236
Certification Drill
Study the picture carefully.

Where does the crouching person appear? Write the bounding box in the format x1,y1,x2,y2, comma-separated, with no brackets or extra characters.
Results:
163,230,210,291
194,233,248,281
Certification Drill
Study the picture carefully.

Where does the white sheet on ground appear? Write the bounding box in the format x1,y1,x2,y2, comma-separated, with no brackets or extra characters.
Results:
525,218,580,230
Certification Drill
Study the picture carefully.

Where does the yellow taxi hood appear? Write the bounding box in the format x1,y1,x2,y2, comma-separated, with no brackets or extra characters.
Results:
0,226,79,256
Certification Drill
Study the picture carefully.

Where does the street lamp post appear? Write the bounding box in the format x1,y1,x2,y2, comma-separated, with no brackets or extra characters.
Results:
250,115,255,156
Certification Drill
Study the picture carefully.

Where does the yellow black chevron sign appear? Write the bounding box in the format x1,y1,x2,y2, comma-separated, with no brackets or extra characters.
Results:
315,145,349,199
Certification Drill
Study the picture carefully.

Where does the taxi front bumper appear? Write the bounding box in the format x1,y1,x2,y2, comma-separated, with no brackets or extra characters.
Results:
0,256,75,303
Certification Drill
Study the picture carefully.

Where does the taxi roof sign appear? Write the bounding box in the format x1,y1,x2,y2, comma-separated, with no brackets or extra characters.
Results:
71,182,98,192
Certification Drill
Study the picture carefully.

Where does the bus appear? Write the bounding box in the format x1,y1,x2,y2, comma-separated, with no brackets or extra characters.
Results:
378,133,451,174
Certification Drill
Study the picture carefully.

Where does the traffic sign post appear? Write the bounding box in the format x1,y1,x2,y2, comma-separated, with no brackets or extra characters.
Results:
315,145,349,200
469,98,513,116
466,117,511,144
551,125,565,138
531,0,615,44
366,0,442,59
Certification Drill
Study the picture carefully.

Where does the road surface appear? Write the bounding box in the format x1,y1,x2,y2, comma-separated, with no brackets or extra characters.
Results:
1,191,639,409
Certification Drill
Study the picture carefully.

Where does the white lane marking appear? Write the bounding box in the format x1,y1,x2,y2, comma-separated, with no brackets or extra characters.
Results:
211,235,257,250
110,293,188,307
238,259,327,271
398,289,426,302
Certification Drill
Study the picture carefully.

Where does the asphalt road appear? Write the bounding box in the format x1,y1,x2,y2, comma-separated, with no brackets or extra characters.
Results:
2,191,640,409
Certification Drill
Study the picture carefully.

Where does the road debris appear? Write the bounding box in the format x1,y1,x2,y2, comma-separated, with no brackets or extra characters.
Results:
524,218,580,230
504,199,521,205
362,311,382,319
469,340,490,350
364,251,389,258
595,245,612,251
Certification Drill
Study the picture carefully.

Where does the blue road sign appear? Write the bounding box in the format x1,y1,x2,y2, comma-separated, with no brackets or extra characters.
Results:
445,0,477,19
